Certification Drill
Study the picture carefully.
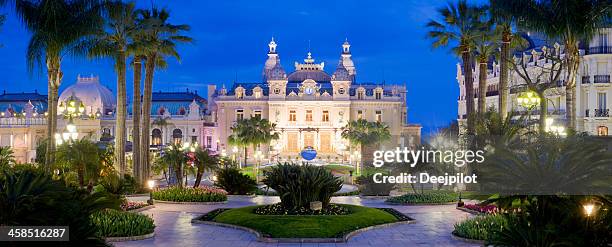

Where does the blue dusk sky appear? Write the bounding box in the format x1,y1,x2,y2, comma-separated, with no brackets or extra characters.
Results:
0,0,485,134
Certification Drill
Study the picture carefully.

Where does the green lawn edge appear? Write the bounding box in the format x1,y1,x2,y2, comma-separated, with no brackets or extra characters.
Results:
212,204,398,238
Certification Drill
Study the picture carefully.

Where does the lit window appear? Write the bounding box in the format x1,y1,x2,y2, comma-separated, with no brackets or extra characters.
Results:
375,90,382,100
236,109,244,120
322,110,329,122
305,110,313,122
357,110,363,120
375,110,382,122
358,90,365,100
206,136,212,148
598,126,608,136
289,110,297,122
254,91,261,99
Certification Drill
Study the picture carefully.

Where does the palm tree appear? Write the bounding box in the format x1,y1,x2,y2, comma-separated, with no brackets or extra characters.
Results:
0,146,15,168
474,23,498,114
55,139,101,187
492,0,612,130
192,148,218,188
228,116,279,166
427,0,486,135
137,7,192,181
158,143,187,188
14,0,103,171
341,119,391,172
89,1,138,176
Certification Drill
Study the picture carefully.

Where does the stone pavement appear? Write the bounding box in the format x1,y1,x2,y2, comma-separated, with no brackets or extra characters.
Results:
113,196,478,247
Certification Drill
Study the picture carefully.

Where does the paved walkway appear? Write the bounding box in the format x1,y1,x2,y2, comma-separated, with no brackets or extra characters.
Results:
114,196,477,247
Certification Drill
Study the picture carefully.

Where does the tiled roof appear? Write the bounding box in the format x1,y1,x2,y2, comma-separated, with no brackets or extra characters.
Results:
0,91,48,113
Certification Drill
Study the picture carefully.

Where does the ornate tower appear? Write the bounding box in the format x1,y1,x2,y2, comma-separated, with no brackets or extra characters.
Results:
339,39,356,82
264,38,288,100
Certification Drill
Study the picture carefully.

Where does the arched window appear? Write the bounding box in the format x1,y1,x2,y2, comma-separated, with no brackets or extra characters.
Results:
172,129,183,144
152,129,162,145
597,126,608,136
178,106,186,115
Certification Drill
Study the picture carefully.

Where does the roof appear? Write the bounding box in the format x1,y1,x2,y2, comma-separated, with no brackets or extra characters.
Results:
129,91,207,116
287,70,331,83
0,91,48,113
152,91,207,103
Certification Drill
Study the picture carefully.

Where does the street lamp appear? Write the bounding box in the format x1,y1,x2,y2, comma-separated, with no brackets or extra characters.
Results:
55,98,86,145
255,150,263,183
544,117,567,137
517,91,541,109
147,180,155,205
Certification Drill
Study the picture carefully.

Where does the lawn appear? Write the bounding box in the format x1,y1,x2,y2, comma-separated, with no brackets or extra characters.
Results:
211,204,399,238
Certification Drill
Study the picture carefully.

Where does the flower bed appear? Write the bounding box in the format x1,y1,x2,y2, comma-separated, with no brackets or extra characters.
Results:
453,214,508,241
91,209,155,238
152,186,227,202
386,191,457,204
120,201,149,211
253,203,350,216
461,204,498,214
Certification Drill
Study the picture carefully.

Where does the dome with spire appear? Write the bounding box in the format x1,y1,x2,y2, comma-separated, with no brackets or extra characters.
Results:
58,75,116,115
268,63,287,80
332,63,350,81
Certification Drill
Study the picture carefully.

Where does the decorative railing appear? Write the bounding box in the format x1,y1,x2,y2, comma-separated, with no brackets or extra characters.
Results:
594,75,610,84
582,76,591,84
594,109,610,118
0,117,47,127
587,46,612,55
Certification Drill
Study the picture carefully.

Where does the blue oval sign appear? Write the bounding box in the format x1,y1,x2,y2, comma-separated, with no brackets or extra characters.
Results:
300,147,317,161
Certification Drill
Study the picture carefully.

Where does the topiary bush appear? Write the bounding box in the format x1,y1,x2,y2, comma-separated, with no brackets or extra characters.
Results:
453,213,509,240
214,167,257,195
152,186,227,202
262,162,342,210
91,209,155,237
386,191,457,204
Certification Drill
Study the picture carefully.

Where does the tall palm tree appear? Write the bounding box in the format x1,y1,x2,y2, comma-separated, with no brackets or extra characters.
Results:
474,23,498,114
89,1,138,176
341,119,391,172
192,148,218,188
427,0,486,135
228,116,279,166
493,0,612,130
138,7,192,180
14,0,103,171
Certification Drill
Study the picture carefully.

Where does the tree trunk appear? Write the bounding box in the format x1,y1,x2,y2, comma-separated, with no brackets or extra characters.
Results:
462,49,475,135
194,167,203,188
115,50,127,176
565,42,580,130
244,146,248,166
499,33,511,120
478,59,488,114
132,57,142,184
537,91,547,134
141,53,157,181
45,57,61,172
174,162,183,188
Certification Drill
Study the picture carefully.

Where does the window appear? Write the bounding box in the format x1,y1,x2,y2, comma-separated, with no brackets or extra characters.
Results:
305,110,313,122
253,110,262,119
357,90,365,100
172,129,183,144
254,91,261,99
206,136,212,148
357,110,363,120
598,92,607,110
303,133,314,148
287,132,298,152
338,87,345,95
191,136,197,143
289,110,297,122
375,91,382,100
320,133,331,152
597,126,608,136
274,88,281,94
152,129,162,145
322,110,329,122
375,110,382,122
236,109,244,120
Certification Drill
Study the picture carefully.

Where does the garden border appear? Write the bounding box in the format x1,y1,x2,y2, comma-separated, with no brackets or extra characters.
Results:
451,231,486,245
153,199,227,205
455,206,486,215
191,208,416,243
127,205,155,213
105,232,155,242
386,201,458,206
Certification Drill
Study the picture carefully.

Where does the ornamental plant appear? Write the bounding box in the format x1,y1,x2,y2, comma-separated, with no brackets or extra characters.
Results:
262,162,342,210
214,167,257,195
386,191,457,204
462,204,498,214
152,186,227,202
90,209,155,237
453,213,509,240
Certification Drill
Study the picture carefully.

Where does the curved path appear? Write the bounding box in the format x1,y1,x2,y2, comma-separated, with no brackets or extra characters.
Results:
114,196,477,247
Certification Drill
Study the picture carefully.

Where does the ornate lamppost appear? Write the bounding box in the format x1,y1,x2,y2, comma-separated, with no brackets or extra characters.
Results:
517,91,540,137
55,97,85,145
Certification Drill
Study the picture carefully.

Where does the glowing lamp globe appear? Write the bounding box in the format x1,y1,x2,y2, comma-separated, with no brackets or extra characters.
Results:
300,147,317,161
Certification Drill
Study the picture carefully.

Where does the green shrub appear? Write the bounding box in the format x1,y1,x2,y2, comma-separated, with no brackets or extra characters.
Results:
386,191,457,204
262,162,342,210
91,209,155,237
215,167,257,195
152,186,227,202
453,214,508,240
253,203,349,215
355,175,395,196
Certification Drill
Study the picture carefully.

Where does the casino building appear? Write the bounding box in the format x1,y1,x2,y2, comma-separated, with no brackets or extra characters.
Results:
0,39,421,165
207,39,421,164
